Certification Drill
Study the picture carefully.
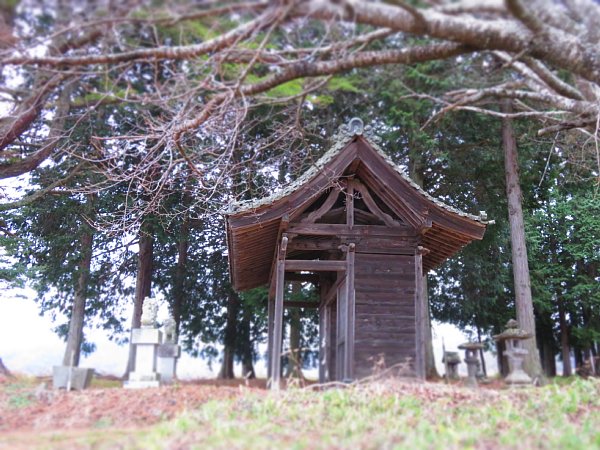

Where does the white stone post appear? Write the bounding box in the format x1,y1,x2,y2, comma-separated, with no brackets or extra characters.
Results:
124,297,162,388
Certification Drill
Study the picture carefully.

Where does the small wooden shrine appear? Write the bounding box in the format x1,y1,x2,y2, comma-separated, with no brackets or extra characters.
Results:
225,119,489,387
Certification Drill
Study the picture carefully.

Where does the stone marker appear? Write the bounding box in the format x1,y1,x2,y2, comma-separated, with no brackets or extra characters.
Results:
124,297,162,388
458,342,484,388
494,319,533,387
52,366,94,390
157,316,180,384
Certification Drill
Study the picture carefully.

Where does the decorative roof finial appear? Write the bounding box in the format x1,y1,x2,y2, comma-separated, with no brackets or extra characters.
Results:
348,117,364,135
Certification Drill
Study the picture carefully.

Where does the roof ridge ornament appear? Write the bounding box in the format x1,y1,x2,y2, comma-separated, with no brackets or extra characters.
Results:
348,117,364,135
333,118,381,144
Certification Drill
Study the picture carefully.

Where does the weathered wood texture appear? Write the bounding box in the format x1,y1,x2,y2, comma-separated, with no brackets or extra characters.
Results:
353,253,417,379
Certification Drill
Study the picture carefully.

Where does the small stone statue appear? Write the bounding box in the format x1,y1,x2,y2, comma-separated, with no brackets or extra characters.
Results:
163,317,177,344
141,297,158,328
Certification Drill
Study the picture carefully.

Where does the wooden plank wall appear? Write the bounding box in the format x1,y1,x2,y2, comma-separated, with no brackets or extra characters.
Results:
353,253,417,379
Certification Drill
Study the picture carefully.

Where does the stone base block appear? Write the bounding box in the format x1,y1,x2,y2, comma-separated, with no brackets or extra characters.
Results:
157,357,177,384
53,366,94,390
128,371,160,382
157,343,181,358
132,328,162,345
506,370,532,386
123,380,161,389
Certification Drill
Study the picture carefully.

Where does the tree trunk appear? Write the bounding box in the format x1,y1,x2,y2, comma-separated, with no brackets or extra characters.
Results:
172,180,192,339
240,303,256,379
62,193,95,367
284,282,303,379
125,218,154,376
497,341,509,377
540,330,557,377
558,299,573,377
0,358,13,378
501,99,544,380
476,326,487,377
62,224,94,367
218,291,239,379
287,311,303,379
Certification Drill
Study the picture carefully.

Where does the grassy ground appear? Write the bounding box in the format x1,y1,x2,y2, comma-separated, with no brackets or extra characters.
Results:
1,377,599,449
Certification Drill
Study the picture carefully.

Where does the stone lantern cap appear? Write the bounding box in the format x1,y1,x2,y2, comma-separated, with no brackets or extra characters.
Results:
442,351,461,364
458,342,484,351
493,319,533,341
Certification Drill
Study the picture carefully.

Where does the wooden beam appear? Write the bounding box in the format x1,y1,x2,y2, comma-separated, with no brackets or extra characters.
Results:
354,180,401,228
270,235,288,390
287,223,414,238
284,273,320,283
288,238,341,252
284,259,346,272
301,183,344,224
344,243,356,381
283,301,320,309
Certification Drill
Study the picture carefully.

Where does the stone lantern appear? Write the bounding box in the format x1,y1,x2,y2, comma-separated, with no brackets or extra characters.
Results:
458,342,484,388
494,319,533,387
442,351,461,381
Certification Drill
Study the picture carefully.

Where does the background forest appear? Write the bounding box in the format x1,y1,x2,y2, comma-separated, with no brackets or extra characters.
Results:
0,0,599,380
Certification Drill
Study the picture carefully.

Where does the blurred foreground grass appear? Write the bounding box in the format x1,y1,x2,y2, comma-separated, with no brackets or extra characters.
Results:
1,376,599,449
143,378,600,449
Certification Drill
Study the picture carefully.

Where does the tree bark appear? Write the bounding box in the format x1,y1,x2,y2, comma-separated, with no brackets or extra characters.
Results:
501,99,544,379
286,283,303,379
0,358,13,378
218,291,239,379
538,316,557,377
62,215,94,367
477,326,487,377
558,300,572,376
172,179,192,339
125,218,154,376
240,304,256,379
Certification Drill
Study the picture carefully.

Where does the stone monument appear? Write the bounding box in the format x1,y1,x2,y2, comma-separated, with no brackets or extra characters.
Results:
458,342,484,388
157,316,181,384
124,297,162,388
494,319,533,387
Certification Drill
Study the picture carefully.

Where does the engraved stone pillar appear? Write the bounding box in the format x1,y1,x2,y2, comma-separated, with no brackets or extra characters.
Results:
124,297,162,388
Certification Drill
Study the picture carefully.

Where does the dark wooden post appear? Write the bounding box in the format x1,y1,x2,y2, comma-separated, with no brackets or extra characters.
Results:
270,235,288,390
414,246,426,379
343,243,356,380
267,294,274,379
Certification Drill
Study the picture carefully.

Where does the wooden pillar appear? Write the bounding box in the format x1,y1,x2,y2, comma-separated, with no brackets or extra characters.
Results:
414,247,426,379
267,294,274,379
270,235,288,390
343,243,356,381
